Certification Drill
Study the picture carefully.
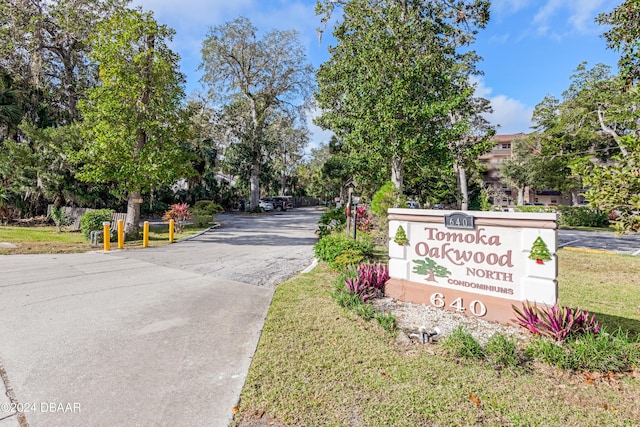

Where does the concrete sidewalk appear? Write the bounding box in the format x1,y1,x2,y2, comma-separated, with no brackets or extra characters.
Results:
0,207,321,426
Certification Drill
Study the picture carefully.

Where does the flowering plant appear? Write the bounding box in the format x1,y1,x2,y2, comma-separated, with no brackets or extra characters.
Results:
163,203,191,233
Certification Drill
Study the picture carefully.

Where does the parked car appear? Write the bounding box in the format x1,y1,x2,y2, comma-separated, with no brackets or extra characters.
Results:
406,201,420,209
262,196,291,211
258,200,274,211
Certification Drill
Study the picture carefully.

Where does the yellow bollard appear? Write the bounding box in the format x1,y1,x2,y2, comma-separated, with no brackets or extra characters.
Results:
117,219,124,249
143,221,149,248
169,219,175,243
102,222,110,251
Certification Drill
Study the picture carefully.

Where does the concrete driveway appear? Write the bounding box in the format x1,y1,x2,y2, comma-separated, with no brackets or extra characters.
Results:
0,207,321,427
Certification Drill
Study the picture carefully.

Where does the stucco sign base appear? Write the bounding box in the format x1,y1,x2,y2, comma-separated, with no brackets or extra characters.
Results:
386,278,522,324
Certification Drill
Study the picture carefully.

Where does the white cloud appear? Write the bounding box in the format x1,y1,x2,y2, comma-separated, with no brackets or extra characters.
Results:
487,95,534,134
305,105,334,150
473,78,534,134
566,0,608,33
530,0,609,37
491,0,532,16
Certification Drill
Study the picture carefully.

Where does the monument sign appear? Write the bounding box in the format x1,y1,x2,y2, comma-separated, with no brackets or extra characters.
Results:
387,209,558,323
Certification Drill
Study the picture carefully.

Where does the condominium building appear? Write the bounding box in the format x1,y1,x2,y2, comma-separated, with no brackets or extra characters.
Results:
479,133,571,208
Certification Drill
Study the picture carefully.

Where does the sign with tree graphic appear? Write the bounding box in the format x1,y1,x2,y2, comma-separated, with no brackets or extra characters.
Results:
412,257,451,282
386,209,558,324
529,236,552,264
393,225,409,245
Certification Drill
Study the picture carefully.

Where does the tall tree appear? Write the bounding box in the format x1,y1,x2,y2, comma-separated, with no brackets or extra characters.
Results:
75,8,192,234
445,77,495,210
596,0,640,86
499,135,539,205
0,0,128,124
314,0,490,195
562,62,637,157
200,17,314,209
529,95,594,206
267,113,309,196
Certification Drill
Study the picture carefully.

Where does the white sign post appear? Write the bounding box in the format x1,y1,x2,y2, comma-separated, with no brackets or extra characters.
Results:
387,209,558,324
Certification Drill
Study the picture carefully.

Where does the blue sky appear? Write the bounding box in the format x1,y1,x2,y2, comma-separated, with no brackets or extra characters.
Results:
131,0,622,146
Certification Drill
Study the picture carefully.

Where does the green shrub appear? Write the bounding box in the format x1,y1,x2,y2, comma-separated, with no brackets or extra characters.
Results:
556,206,609,228
370,182,405,244
49,206,73,232
526,329,639,373
191,200,223,227
513,205,556,213
316,206,347,237
193,200,223,215
80,209,114,241
371,181,404,217
333,249,365,269
313,232,374,269
485,333,521,368
441,326,485,360
514,205,610,228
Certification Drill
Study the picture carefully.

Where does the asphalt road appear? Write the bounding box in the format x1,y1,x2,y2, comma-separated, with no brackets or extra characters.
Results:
0,207,322,427
558,229,640,255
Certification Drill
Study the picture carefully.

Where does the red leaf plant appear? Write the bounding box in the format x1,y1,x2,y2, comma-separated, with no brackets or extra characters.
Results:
163,203,191,233
513,301,601,342
344,263,390,302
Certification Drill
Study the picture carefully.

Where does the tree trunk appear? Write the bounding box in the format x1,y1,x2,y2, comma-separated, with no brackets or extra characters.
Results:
597,107,629,157
517,187,525,206
125,190,141,235
280,171,286,196
391,154,403,195
250,161,260,209
458,163,469,211
571,191,580,206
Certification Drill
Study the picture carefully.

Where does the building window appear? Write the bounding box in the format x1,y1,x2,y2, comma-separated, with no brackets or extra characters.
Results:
501,143,511,149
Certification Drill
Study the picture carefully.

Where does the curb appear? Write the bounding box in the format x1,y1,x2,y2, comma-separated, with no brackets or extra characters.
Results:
176,223,220,243
301,258,319,274
0,358,28,426
562,247,617,255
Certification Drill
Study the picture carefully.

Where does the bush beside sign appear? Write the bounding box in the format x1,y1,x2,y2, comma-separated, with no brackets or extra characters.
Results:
387,209,558,324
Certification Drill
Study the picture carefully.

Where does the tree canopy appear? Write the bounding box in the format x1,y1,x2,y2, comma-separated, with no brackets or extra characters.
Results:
75,8,192,233
314,0,491,200
200,17,314,208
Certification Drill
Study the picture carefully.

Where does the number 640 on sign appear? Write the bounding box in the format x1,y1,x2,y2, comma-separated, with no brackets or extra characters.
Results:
429,292,487,317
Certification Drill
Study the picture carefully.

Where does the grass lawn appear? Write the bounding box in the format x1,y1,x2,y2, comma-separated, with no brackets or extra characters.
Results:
0,223,210,254
558,250,640,337
234,249,640,426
